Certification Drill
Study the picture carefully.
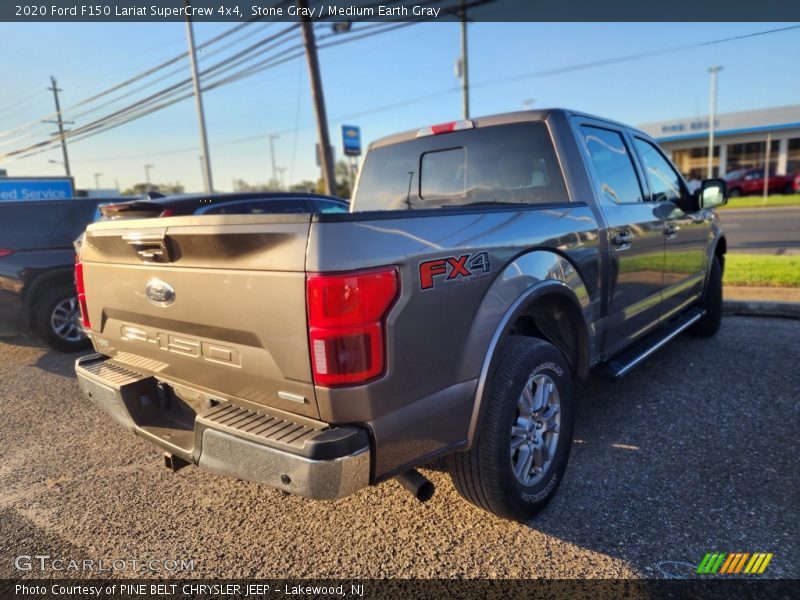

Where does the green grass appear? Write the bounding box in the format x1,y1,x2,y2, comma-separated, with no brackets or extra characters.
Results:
724,254,800,287
718,194,800,210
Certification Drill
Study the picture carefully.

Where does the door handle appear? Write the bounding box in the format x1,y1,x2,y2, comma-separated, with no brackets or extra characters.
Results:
612,231,634,249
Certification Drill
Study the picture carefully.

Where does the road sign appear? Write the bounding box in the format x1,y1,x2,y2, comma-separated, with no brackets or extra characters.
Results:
0,177,74,202
342,125,361,157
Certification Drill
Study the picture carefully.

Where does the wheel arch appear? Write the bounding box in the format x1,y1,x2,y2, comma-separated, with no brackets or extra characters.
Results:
21,268,75,330
462,250,593,448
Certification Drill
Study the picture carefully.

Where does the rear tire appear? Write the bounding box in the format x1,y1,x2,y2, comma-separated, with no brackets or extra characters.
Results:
784,183,795,195
450,337,574,521
32,284,91,353
689,256,723,337
729,188,742,198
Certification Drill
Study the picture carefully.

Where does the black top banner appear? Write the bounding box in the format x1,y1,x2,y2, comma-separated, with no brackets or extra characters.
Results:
3,0,800,22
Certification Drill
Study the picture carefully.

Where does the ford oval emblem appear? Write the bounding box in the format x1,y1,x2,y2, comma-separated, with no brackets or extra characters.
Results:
145,278,176,307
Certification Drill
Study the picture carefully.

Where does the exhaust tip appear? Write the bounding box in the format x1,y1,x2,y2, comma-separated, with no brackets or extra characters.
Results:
395,469,435,502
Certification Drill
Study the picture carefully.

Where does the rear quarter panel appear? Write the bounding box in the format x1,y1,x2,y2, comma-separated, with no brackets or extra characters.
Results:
308,204,601,477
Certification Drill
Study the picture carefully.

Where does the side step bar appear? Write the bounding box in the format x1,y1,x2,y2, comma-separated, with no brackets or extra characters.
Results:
598,308,704,379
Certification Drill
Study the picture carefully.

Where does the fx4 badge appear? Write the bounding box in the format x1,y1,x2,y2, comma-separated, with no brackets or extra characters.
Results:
419,252,491,290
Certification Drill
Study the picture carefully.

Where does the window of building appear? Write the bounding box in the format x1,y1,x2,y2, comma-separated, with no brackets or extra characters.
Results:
726,140,780,174
671,146,720,180
580,126,643,204
787,138,800,174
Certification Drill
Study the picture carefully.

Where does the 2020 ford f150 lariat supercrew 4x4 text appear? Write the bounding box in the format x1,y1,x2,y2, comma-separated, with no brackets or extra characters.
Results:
75,109,727,521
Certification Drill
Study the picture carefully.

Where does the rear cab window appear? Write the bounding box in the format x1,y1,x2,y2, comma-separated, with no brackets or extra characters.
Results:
353,122,568,211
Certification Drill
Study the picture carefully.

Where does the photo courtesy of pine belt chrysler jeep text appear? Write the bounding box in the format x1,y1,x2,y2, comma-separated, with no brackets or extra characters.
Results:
75,109,727,521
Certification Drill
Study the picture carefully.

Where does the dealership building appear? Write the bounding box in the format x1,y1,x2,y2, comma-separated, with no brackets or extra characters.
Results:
638,104,800,180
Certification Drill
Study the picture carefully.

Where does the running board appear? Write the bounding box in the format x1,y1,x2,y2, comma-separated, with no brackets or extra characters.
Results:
598,308,704,380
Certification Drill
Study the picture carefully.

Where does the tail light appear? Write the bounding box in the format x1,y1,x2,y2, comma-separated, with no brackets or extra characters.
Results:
74,261,91,329
0,249,14,257
307,267,399,387
416,119,474,137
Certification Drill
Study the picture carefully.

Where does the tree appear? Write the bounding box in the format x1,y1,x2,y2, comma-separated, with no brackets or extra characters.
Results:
290,180,318,193
334,160,354,199
232,178,282,192
122,182,184,196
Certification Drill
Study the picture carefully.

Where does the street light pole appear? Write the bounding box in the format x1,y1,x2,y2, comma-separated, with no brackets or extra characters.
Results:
185,1,213,192
269,134,279,184
94,173,103,189
145,164,154,187
459,0,470,119
707,66,723,179
276,167,286,190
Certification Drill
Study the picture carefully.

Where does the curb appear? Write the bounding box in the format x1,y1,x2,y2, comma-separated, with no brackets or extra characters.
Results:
723,300,800,319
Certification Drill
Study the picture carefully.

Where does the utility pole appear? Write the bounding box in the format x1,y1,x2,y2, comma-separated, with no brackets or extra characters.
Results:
459,0,470,119
762,132,771,203
707,66,723,179
93,173,103,189
299,0,335,196
47,76,72,177
185,0,213,192
145,164,154,187
269,134,279,184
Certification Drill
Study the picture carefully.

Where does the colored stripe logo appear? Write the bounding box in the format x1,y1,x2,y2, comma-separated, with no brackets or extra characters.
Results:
697,552,773,574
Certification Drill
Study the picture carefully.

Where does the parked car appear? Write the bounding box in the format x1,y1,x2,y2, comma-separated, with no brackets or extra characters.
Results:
724,168,798,197
96,192,349,220
75,109,727,521
0,197,106,352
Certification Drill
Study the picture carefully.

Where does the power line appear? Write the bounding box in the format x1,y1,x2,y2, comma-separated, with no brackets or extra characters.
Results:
0,18,267,142
7,22,797,165
59,23,800,167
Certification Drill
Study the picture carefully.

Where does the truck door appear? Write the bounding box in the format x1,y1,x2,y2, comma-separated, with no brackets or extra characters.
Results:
630,135,710,320
577,122,666,357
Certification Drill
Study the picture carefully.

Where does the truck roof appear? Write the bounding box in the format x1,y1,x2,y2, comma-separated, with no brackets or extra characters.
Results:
368,108,651,150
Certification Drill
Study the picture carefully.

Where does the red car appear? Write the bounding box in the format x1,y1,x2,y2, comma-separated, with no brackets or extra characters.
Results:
725,168,798,197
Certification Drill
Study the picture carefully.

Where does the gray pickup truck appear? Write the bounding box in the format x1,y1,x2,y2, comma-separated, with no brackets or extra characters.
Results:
75,109,727,521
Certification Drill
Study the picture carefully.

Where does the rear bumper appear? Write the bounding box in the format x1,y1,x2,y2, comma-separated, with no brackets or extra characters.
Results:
75,354,370,500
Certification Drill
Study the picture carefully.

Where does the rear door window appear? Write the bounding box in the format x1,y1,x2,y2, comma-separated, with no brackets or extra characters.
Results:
355,122,568,211
580,126,643,204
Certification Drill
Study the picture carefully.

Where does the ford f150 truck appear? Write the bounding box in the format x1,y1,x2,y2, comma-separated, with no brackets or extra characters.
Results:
75,109,727,521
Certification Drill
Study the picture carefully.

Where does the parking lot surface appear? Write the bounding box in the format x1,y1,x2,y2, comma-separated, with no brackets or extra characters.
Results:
1,316,797,579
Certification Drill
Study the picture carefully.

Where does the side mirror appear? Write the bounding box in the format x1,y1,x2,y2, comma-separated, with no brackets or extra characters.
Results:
699,178,727,209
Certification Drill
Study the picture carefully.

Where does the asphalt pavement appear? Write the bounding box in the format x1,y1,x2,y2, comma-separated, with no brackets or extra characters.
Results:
1,317,797,579
719,206,800,255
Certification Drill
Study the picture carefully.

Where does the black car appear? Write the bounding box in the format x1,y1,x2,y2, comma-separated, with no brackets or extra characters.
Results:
0,197,106,352
97,192,349,219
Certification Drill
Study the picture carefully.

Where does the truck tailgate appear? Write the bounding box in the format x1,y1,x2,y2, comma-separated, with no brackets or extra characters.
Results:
80,214,318,418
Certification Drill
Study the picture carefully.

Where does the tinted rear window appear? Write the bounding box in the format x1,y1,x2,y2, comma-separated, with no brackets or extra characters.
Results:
0,200,98,242
354,123,568,211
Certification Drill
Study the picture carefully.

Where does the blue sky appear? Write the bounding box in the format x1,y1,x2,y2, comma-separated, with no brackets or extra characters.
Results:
0,22,798,192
